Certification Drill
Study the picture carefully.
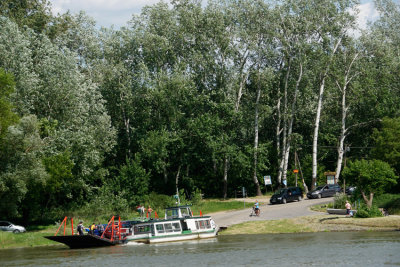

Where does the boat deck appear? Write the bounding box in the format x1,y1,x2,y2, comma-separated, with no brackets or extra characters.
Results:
45,235,125,249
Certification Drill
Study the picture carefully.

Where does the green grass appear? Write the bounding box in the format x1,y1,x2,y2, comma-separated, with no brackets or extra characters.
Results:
221,219,313,235
191,200,255,215
0,228,59,249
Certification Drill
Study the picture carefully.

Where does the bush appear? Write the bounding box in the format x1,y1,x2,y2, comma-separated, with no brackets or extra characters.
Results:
373,194,400,215
354,204,383,218
333,193,349,209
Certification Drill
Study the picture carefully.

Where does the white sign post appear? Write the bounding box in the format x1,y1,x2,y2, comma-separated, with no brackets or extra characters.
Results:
264,176,272,193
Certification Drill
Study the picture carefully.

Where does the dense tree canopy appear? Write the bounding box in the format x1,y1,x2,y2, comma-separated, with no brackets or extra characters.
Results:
1,0,400,222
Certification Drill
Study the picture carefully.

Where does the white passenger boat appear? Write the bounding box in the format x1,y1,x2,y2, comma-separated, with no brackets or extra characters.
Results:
125,205,219,244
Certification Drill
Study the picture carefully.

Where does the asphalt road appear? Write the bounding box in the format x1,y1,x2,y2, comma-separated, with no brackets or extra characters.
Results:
211,197,334,228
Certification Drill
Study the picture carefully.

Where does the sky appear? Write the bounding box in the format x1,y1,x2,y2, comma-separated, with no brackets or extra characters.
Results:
48,0,380,29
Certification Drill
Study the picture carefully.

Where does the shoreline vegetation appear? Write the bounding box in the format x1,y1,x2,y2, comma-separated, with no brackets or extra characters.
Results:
1,200,399,250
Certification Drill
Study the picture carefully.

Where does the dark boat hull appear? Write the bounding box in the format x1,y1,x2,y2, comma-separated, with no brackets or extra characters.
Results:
44,235,125,249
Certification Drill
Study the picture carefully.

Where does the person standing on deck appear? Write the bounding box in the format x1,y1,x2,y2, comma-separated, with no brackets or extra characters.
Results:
77,221,85,235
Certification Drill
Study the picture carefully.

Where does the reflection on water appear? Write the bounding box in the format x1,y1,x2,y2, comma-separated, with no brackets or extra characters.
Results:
1,231,400,266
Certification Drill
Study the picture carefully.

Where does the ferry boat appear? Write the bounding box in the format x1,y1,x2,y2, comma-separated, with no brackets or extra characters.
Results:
45,205,218,248
124,205,219,244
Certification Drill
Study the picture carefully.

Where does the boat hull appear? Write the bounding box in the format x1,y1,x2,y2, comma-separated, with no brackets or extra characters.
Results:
44,235,125,249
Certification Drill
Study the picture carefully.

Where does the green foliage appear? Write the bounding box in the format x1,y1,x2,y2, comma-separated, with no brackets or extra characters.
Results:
147,192,176,212
333,193,349,209
371,117,400,177
116,156,150,207
373,193,400,215
354,204,383,218
342,159,397,200
0,0,400,225
0,0,53,33
0,68,19,140
0,115,48,219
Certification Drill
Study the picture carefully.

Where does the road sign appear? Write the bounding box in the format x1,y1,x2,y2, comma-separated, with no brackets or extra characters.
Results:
263,175,272,185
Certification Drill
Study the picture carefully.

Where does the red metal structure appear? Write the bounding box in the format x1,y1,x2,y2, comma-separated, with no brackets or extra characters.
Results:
101,216,122,242
54,217,74,236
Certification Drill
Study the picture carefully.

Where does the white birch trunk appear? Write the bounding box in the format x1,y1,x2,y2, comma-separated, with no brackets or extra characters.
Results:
282,63,303,188
253,69,262,196
311,37,342,190
279,61,290,187
335,53,358,182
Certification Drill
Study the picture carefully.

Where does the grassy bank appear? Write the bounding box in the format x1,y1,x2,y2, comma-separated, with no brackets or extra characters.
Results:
220,215,400,235
0,227,59,249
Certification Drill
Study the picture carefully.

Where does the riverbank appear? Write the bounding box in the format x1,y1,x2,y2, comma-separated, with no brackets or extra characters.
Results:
219,214,400,235
1,214,399,249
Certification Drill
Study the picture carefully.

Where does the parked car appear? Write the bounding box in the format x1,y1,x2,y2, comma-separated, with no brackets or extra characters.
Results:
0,221,26,233
345,186,357,195
307,184,342,199
270,187,303,204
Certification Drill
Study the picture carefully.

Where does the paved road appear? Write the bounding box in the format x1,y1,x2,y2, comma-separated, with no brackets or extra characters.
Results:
211,197,334,228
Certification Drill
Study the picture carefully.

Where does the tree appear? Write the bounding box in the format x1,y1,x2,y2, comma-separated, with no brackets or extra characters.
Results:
0,115,48,220
371,117,400,175
0,0,52,33
0,68,19,140
341,159,397,207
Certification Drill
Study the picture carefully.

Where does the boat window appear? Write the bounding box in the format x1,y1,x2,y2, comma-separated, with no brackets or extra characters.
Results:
134,224,152,234
195,221,199,229
180,208,189,217
164,223,173,232
155,224,164,233
198,220,206,229
166,209,179,219
172,222,181,232
205,220,211,229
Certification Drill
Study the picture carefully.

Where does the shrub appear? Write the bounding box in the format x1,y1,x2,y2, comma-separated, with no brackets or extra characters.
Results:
354,204,383,218
373,194,400,215
333,193,348,209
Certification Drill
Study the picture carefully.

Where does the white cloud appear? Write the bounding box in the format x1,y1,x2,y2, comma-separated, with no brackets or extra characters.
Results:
357,2,379,30
49,0,161,27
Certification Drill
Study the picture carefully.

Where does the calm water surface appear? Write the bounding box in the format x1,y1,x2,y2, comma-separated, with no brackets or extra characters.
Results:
1,231,399,266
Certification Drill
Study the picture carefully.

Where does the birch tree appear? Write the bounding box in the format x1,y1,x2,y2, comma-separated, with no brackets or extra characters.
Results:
309,0,357,190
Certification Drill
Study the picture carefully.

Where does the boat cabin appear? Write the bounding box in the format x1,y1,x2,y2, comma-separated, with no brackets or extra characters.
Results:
165,205,193,219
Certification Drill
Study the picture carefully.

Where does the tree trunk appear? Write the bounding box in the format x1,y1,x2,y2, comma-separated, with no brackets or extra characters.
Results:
253,69,262,196
276,93,282,186
335,87,347,183
282,62,303,188
223,156,229,200
278,61,290,187
175,165,181,198
311,37,342,191
163,165,168,184
361,191,374,208
335,53,358,182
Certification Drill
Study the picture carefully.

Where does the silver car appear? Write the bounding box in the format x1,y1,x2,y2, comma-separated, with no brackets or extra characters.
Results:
0,221,26,233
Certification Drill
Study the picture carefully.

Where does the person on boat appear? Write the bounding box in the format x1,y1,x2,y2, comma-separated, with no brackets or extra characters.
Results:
137,205,145,217
147,206,153,218
89,223,96,235
254,200,260,216
77,221,85,235
96,223,104,235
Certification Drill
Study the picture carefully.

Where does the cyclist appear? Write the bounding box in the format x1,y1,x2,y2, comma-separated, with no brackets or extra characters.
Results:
254,200,260,216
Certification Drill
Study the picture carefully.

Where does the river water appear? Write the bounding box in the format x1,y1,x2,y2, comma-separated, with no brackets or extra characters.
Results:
1,231,399,266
